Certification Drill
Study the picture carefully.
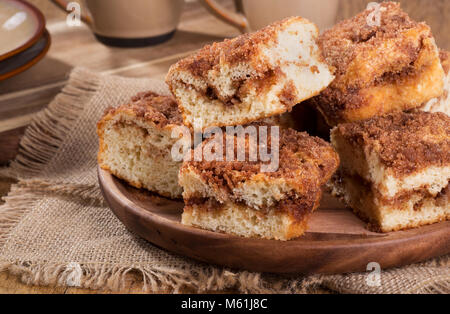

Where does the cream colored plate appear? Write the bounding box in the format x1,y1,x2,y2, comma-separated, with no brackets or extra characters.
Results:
0,0,45,60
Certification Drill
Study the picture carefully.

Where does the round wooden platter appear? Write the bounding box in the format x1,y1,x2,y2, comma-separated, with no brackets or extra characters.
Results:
98,167,450,274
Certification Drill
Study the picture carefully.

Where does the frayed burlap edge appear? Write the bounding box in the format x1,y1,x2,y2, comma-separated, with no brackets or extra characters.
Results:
321,258,450,294
16,179,104,206
0,68,100,180
0,258,324,293
0,184,323,293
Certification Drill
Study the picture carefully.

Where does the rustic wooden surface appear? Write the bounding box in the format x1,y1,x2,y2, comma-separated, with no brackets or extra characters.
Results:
0,0,448,294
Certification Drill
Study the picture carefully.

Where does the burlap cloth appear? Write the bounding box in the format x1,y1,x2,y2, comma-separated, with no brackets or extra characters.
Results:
0,68,448,294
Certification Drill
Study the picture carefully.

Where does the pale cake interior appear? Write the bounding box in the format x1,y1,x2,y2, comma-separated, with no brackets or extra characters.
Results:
315,2,445,126
98,114,186,199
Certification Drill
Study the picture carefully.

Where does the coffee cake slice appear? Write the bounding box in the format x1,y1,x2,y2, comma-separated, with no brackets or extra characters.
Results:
97,92,189,199
330,112,450,232
312,2,444,126
166,17,334,131
179,127,339,240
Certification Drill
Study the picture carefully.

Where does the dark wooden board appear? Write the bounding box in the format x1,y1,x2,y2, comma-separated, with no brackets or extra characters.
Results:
98,167,450,274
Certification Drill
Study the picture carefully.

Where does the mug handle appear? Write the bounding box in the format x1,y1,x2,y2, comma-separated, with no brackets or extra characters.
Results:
199,0,249,33
50,0,93,25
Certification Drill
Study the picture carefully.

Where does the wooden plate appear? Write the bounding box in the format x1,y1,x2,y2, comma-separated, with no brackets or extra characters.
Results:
0,28,50,81
99,167,450,274
0,0,46,61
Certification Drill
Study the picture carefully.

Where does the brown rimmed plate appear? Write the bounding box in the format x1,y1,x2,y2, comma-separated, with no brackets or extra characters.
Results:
98,167,450,274
0,0,46,62
0,28,50,81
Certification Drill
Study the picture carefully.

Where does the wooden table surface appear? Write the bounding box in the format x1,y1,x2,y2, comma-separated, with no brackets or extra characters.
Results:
0,0,448,294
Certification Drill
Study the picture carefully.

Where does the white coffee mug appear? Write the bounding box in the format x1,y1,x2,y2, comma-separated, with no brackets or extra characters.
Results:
200,0,339,32
51,0,185,47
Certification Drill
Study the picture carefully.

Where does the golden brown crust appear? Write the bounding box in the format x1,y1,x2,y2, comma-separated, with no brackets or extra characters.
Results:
312,2,443,125
440,50,450,74
101,91,183,128
334,111,450,176
182,127,339,198
319,2,422,85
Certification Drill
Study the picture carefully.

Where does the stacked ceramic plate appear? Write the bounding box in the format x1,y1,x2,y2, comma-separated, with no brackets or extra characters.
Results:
0,0,50,81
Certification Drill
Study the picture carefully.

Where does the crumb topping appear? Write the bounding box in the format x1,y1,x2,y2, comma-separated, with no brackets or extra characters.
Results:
183,127,339,196
104,91,183,127
278,81,298,109
312,2,443,125
335,111,450,176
